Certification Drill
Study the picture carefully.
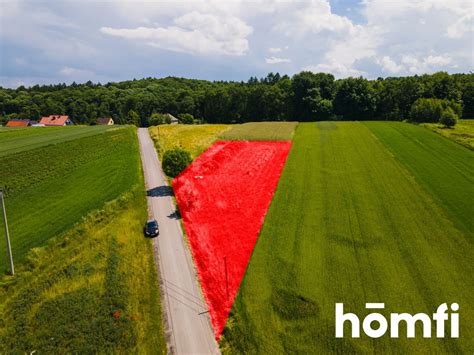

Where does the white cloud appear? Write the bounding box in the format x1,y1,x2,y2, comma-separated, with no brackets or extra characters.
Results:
101,11,252,56
304,63,366,78
265,56,291,64
446,13,473,38
377,56,404,74
59,66,95,77
268,47,282,53
399,54,452,73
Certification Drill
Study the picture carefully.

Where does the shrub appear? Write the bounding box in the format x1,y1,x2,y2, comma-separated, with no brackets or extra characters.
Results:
162,147,192,177
149,113,166,126
439,107,458,128
410,98,462,123
178,113,194,124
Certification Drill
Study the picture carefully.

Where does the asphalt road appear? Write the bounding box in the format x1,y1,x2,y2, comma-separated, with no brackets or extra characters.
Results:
137,128,219,354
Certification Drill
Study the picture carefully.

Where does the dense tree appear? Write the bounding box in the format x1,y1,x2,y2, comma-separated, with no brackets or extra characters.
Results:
0,72,472,126
439,107,458,127
333,77,376,120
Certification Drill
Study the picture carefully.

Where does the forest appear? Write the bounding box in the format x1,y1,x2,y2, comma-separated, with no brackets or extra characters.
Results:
0,71,472,126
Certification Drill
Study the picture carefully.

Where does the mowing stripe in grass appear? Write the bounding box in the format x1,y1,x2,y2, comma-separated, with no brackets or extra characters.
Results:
0,125,119,157
364,121,474,240
221,122,473,354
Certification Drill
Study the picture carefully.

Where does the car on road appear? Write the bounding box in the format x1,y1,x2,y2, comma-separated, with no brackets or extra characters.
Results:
144,219,159,237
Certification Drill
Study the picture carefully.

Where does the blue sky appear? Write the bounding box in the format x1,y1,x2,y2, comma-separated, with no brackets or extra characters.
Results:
0,0,472,88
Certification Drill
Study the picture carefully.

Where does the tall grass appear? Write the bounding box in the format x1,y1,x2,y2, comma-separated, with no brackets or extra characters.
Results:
149,124,230,159
0,188,165,353
221,122,474,353
421,119,474,150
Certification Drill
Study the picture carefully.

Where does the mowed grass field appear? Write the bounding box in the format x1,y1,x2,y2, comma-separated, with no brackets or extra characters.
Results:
221,122,474,353
219,121,297,140
421,119,474,150
0,125,114,157
0,127,139,269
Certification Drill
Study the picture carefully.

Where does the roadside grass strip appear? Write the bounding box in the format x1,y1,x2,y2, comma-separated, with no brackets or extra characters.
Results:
220,122,474,353
172,140,292,339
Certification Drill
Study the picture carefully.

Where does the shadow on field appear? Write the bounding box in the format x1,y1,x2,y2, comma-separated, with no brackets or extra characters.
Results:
147,186,174,197
167,210,181,220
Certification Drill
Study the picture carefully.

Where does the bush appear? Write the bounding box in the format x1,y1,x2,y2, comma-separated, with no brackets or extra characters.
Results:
410,98,462,123
178,113,194,124
149,113,166,126
162,148,192,177
439,107,458,128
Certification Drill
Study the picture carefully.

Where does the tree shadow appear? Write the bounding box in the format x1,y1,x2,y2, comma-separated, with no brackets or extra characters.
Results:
147,186,174,197
167,210,181,220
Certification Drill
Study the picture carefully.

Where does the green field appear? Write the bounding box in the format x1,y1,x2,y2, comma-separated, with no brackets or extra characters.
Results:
0,127,139,268
421,119,474,150
0,188,165,353
221,122,474,353
219,121,297,140
149,124,230,159
0,125,116,157
0,126,165,352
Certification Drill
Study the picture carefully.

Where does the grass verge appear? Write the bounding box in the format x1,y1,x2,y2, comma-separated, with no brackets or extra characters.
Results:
0,187,165,353
420,119,474,150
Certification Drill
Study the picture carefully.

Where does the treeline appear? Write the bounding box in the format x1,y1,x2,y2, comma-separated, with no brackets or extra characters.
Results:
0,71,472,126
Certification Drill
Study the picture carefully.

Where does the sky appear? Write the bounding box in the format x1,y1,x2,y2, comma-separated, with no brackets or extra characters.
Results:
0,0,473,88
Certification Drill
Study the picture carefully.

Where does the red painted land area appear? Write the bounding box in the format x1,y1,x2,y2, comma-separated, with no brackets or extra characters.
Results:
172,140,292,340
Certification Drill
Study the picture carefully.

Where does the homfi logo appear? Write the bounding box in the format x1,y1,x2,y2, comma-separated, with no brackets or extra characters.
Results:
335,303,459,338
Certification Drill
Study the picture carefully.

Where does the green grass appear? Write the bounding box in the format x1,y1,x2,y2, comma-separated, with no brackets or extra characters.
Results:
364,121,474,238
0,125,118,157
0,127,139,270
219,121,297,140
221,122,474,353
0,188,165,353
149,124,231,159
421,119,474,150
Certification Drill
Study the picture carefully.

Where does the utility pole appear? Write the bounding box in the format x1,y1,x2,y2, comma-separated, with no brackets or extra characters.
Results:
0,189,14,275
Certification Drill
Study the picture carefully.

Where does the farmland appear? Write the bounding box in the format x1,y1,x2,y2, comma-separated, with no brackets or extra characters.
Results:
0,126,165,352
421,119,474,150
0,127,139,268
0,125,115,157
173,140,292,339
219,122,297,141
149,124,230,159
0,188,165,353
220,122,474,353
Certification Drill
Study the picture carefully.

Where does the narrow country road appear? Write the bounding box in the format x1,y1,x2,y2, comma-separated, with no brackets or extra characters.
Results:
137,128,219,354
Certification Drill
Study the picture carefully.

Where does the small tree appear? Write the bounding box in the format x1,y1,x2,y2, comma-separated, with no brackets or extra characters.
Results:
439,107,458,128
178,113,194,124
149,113,165,126
162,147,192,177
127,110,139,126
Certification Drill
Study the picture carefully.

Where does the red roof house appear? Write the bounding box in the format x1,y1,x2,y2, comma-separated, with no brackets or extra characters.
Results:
39,115,73,126
6,119,30,127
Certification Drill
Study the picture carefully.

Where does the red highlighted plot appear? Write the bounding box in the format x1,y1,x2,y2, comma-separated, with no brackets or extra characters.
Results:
172,140,292,340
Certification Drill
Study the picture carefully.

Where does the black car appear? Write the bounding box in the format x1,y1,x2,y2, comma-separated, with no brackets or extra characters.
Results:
144,219,159,237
